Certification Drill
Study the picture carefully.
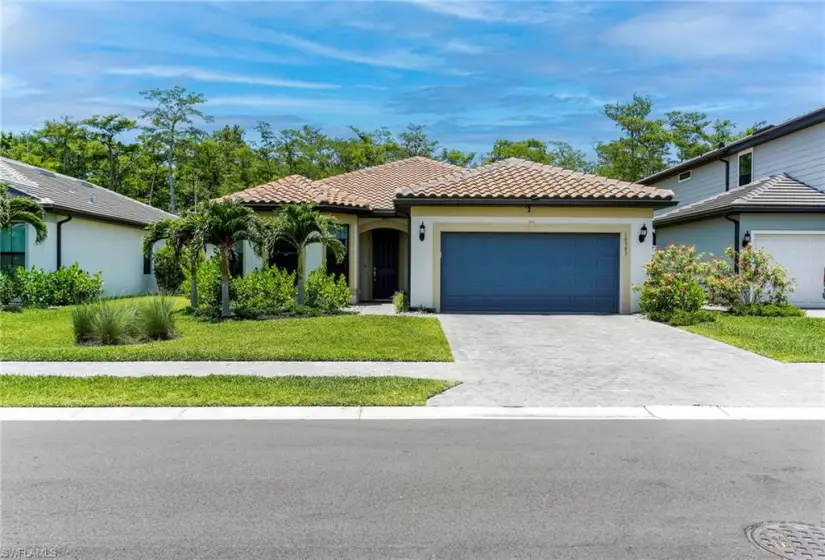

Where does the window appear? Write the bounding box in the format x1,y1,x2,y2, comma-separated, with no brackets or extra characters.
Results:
677,170,692,182
229,241,244,278
268,240,298,273
143,255,152,275
326,225,349,283
738,150,753,186
1,223,26,273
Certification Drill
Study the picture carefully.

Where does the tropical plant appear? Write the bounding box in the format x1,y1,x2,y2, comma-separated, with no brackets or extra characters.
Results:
305,269,350,312
251,203,345,306
143,210,205,307
392,290,409,313
197,199,259,317
705,246,796,308
231,266,297,318
151,245,185,295
0,182,48,246
635,245,709,321
13,264,103,307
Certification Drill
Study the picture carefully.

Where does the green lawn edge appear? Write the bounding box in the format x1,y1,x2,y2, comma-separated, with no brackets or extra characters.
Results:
0,297,454,362
683,316,825,363
0,375,459,407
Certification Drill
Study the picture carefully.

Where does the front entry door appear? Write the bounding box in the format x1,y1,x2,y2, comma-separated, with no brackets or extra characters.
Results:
372,229,399,300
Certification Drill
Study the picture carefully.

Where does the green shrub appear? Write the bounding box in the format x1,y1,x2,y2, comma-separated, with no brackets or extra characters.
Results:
90,300,139,345
392,290,408,313
305,269,350,312
0,273,23,307
645,310,673,324
706,246,797,308
729,303,805,317
635,245,708,318
667,309,718,326
138,297,177,340
232,266,297,318
71,303,97,343
14,264,103,307
153,246,185,295
188,255,234,317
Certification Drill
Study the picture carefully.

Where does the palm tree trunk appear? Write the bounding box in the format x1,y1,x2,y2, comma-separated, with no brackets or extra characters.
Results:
189,259,199,308
220,250,230,318
296,247,305,306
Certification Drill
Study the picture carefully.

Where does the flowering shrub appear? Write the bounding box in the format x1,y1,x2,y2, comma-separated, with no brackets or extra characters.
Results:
705,246,795,308
635,245,708,319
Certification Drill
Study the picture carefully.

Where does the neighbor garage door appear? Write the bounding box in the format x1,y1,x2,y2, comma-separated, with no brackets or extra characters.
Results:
440,232,620,313
754,232,825,308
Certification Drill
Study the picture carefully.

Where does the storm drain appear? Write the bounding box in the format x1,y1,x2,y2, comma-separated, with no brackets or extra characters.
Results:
746,522,825,559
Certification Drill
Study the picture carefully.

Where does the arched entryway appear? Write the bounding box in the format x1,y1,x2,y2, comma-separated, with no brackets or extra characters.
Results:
358,220,409,301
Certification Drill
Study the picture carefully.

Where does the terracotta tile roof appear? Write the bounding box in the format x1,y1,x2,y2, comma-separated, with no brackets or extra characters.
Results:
223,174,371,209
654,173,825,227
316,157,464,209
396,158,675,203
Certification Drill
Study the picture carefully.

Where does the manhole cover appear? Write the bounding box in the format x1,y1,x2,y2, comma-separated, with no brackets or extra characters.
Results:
746,522,825,559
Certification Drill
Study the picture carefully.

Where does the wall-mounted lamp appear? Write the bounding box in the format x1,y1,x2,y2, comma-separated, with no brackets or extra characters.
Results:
638,223,649,243
742,230,751,247
419,222,426,242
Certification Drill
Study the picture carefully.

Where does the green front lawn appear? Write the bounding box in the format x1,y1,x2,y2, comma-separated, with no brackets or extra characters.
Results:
684,315,825,362
0,375,456,407
0,297,453,362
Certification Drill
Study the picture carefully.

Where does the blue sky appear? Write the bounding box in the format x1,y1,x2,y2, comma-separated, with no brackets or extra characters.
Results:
2,1,824,155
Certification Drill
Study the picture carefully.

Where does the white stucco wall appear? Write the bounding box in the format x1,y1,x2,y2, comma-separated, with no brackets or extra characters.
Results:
21,213,155,296
60,217,154,296
409,212,652,313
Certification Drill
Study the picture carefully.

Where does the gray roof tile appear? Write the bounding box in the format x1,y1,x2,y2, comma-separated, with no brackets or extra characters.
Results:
654,174,825,226
0,157,173,226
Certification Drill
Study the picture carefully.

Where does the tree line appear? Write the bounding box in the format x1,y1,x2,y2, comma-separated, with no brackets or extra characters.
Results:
0,87,764,213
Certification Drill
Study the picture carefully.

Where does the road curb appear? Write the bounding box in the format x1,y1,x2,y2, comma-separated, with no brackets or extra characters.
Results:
0,405,822,421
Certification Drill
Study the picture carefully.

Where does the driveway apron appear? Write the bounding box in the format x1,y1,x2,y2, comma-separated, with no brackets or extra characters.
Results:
430,314,824,407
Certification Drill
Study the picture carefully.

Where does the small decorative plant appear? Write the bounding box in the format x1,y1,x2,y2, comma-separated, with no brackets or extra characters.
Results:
392,290,409,313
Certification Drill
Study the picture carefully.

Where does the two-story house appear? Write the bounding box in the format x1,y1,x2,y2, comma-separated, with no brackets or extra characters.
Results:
640,106,825,308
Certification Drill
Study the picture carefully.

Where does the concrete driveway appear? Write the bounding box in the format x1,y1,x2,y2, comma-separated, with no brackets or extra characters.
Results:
430,314,824,407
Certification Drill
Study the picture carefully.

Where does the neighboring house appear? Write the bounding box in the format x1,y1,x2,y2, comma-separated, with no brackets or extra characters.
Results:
0,157,174,296
226,157,674,313
641,106,825,308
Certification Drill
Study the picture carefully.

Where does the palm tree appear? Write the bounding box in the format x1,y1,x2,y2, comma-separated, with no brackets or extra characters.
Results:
197,199,259,318
0,183,48,247
143,210,205,308
252,203,345,306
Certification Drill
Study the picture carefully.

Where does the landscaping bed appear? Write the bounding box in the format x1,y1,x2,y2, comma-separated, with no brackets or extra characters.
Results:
0,375,457,407
0,297,454,362
684,316,825,363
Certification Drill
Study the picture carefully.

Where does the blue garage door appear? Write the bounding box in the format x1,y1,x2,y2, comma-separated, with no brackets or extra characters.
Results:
440,232,620,313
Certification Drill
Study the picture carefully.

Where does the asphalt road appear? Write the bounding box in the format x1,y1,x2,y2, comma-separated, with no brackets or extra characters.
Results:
1,420,823,560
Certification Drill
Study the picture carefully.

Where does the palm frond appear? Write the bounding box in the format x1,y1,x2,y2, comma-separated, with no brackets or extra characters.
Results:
0,183,49,244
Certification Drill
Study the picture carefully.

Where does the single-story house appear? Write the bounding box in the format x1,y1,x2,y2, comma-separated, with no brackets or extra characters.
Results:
227,157,675,313
0,156,174,296
641,106,825,308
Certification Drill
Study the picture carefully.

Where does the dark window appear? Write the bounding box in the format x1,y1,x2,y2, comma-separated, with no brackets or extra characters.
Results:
143,255,152,275
1,223,26,274
269,240,298,274
229,241,244,278
738,152,753,186
326,225,349,282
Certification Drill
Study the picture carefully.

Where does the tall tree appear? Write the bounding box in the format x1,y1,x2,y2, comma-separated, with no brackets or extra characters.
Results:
398,124,438,157
198,200,259,317
595,94,670,181
140,87,213,213
438,148,475,167
84,114,137,192
252,203,345,306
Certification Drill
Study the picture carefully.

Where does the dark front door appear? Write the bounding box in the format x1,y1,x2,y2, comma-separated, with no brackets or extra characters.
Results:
372,229,399,300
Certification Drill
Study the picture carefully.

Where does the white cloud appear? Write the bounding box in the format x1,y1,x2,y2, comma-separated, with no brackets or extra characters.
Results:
106,66,338,90
444,39,486,55
0,75,45,98
607,4,823,59
207,95,377,115
402,0,590,25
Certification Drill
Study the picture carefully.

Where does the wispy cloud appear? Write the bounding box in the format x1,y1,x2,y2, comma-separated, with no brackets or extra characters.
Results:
608,4,823,60
0,75,45,98
402,0,590,25
444,39,486,55
106,66,338,90
207,95,377,116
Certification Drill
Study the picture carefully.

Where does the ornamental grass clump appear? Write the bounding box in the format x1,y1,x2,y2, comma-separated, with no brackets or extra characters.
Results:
138,296,177,340
71,297,177,346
